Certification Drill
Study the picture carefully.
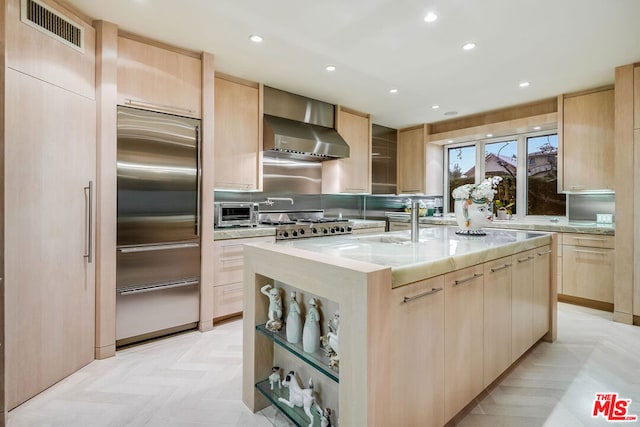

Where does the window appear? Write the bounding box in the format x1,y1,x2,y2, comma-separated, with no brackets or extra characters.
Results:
447,145,475,212
444,131,566,217
527,134,565,215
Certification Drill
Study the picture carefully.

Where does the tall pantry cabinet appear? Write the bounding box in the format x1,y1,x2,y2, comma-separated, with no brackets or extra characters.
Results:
3,0,97,411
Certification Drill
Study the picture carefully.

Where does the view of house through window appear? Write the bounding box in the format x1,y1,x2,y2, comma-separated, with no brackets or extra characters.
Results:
527,134,565,215
445,132,566,217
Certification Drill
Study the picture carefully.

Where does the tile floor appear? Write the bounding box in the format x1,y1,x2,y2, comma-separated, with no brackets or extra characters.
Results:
6,303,640,426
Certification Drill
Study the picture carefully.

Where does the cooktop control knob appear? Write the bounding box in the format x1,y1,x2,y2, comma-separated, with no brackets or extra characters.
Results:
292,230,298,237
312,227,318,234
323,228,328,234
299,229,305,235
282,231,289,238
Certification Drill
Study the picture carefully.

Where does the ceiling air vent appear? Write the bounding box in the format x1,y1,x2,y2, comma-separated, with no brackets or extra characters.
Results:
21,0,84,52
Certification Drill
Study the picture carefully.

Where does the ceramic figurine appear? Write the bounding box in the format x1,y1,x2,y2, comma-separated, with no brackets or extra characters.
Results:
268,366,281,391
278,371,317,427
286,292,302,344
315,406,333,427
326,311,340,354
452,177,502,235
302,298,320,353
260,284,283,332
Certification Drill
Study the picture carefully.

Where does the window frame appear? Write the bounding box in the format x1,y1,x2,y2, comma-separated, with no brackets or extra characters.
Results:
443,129,564,219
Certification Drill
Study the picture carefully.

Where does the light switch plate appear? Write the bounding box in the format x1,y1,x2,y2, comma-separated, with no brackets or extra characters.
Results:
596,213,613,224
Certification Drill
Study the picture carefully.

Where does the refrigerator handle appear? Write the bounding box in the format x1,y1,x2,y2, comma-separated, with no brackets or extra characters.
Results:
195,124,201,237
84,180,93,264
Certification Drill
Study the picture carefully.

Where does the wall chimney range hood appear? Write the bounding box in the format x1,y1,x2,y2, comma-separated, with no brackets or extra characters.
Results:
263,86,350,161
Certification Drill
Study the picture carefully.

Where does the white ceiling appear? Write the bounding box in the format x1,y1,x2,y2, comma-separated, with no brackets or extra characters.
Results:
66,0,640,129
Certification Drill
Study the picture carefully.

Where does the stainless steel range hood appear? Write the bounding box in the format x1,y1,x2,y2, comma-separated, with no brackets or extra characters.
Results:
263,87,350,161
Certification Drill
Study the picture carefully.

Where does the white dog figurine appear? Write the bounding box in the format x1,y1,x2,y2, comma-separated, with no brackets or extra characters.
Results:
268,366,281,391
316,405,333,427
278,371,316,427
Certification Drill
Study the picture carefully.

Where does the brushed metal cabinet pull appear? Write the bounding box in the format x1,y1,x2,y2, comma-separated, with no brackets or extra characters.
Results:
517,256,534,263
490,263,512,273
119,278,199,295
574,249,608,256
83,181,93,264
574,237,605,242
537,250,553,256
402,287,443,303
454,273,483,285
118,242,200,253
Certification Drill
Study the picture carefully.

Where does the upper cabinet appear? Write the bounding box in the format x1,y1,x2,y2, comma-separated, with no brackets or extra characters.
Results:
117,35,202,118
559,87,615,191
398,126,426,194
322,107,371,193
214,75,262,191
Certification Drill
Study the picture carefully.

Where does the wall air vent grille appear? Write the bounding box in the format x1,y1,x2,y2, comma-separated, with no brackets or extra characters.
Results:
21,0,84,52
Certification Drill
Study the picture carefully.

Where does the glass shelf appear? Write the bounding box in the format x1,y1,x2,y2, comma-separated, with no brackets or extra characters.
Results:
256,324,339,383
256,378,322,427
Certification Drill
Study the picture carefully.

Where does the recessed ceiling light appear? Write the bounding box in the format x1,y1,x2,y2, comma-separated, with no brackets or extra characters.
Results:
448,140,454,143
424,12,438,23
533,126,541,131
519,81,530,88
462,42,476,51
389,88,398,94
249,34,263,43
486,134,493,137
325,65,336,72
431,105,440,109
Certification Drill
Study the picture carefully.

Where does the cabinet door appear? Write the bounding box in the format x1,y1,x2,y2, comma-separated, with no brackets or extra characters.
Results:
561,89,614,191
483,257,512,387
562,245,614,303
397,127,425,194
533,246,552,342
511,250,534,361
389,277,444,427
117,36,202,118
322,109,371,193
5,69,96,409
444,265,484,422
214,77,261,190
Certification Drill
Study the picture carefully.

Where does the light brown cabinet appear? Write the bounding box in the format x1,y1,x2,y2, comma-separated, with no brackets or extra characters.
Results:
444,265,484,422
511,249,535,361
483,257,512,387
213,236,274,319
560,88,615,191
117,35,202,118
389,277,445,426
322,108,371,193
397,126,426,194
533,245,552,342
562,234,614,304
214,75,262,191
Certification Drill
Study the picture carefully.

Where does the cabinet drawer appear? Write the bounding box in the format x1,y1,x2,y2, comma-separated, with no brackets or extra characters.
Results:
213,282,243,319
214,236,274,285
562,245,614,303
562,233,614,249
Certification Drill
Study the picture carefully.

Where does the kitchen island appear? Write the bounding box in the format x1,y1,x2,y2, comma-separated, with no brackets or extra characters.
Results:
242,227,557,426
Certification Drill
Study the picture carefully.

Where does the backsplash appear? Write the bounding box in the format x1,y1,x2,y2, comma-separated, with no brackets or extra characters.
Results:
567,193,615,223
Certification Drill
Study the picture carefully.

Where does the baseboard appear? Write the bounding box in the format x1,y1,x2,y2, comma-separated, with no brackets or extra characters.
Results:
557,294,614,312
613,311,634,325
95,344,116,359
634,315,640,327
213,312,243,325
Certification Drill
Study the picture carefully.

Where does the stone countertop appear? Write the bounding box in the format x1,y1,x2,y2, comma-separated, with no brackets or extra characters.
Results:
268,226,553,287
387,214,615,235
213,219,384,241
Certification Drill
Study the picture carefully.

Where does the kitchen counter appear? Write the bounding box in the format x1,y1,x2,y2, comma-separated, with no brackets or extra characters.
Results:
386,213,615,235
273,226,553,287
213,218,385,240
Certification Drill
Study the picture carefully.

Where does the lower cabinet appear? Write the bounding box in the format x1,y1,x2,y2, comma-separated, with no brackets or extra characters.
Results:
562,234,615,304
213,235,275,319
483,256,513,387
533,245,552,342
511,249,535,361
444,265,484,422
390,276,445,427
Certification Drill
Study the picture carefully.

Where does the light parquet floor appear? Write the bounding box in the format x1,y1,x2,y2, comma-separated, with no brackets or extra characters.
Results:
7,303,640,426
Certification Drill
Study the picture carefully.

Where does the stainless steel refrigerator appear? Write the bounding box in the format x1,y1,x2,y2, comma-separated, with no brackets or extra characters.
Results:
116,106,201,345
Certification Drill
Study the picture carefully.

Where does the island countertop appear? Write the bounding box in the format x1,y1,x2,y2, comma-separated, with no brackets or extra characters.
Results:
260,226,553,287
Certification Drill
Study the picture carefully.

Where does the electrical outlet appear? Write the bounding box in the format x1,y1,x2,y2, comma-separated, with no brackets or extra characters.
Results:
596,213,613,224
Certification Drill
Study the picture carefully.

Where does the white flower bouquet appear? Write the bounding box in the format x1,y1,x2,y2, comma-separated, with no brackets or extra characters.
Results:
452,176,503,202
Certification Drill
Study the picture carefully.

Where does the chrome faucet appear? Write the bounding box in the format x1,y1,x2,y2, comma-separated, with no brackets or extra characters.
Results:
262,197,295,206
411,201,419,242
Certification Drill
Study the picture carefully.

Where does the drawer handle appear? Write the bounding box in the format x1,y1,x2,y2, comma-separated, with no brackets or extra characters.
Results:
454,273,483,285
119,242,199,253
574,237,606,243
118,278,199,295
574,249,607,255
537,250,553,256
402,287,443,303
517,256,535,263
490,263,512,272
221,257,243,263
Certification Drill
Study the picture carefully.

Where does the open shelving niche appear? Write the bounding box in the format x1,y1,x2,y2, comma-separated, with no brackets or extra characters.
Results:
255,280,339,427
